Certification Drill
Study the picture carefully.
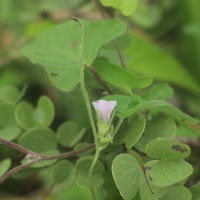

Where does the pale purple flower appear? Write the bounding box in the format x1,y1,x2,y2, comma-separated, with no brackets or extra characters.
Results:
92,100,117,122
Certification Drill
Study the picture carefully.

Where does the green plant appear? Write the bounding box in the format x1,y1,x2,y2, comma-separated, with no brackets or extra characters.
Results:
0,0,200,200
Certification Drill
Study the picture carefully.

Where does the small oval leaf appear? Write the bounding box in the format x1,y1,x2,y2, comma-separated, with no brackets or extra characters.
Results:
112,154,140,200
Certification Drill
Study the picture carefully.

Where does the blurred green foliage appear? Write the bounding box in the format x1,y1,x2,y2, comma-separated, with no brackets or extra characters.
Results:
0,0,200,199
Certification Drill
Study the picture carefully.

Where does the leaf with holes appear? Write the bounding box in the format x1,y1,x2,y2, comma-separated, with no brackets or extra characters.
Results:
145,138,191,160
22,19,127,92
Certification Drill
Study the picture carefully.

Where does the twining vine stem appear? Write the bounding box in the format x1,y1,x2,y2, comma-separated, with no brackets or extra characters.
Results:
91,0,107,19
80,60,102,200
0,137,95,184
80,62,99,147
91,0,127,69
88,66,113,94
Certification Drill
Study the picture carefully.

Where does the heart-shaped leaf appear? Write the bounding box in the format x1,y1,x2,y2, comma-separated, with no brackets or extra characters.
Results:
22,19,127,92
15,96,55,130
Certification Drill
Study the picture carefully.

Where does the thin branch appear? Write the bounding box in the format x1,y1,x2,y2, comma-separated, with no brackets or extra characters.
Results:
39,144,95,160
90,185,97,200
114,41,126,69
141,165,154,195
91,0,107,19
0,142,95,183
0,159,39,184
0,137,39,157
88,66,113,94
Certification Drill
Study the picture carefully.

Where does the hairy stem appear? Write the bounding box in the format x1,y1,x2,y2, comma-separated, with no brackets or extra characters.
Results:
114,41,126,69
80,62,102,200
88,148,101,200
88,148,101,179
80,62,99,147
0,137,39,156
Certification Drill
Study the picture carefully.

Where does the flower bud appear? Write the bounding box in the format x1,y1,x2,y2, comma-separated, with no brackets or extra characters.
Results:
92,100,117,123
92,100,117,145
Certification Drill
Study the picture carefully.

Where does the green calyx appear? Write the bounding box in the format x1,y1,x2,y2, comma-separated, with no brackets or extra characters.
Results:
96,112,115,145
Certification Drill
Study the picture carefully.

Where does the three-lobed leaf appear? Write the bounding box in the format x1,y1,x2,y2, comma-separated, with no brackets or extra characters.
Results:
144,139,192,188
